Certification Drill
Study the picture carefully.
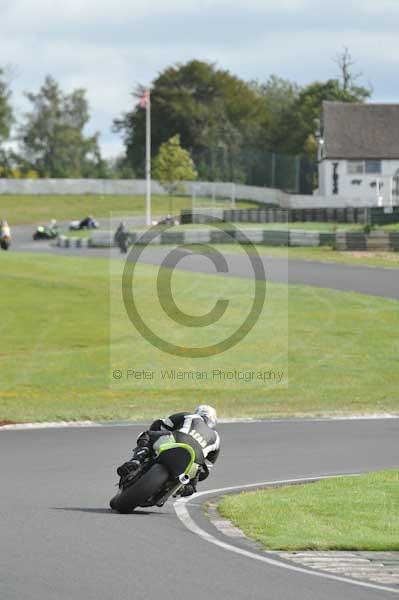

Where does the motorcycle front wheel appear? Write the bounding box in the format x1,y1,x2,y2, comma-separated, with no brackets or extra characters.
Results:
110,463,169,514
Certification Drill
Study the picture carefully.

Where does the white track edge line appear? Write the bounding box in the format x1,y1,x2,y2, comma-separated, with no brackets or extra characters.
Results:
1,414,399,431
174,475,399,595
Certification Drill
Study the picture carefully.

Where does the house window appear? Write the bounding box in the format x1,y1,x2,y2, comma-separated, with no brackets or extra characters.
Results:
347,161,364,174
365,160,382,174
347,160,382,175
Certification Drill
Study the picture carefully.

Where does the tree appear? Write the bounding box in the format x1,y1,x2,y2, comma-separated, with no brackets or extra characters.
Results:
250,75,300,149
0,68,13,145
334,47,372,97
288,50,371,159
19,76,104,177
114,60,270,181
282,77,372,159
153,134,197,213
0,68,14,176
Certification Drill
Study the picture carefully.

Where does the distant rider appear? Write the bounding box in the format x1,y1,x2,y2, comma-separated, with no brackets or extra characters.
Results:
117,405,220,497
114,220,128,253
0,219,11,240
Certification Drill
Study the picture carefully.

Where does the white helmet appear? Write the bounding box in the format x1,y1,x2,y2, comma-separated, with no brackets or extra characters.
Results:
195,405,217,428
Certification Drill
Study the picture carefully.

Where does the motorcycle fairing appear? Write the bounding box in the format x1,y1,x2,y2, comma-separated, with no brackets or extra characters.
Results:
156,442,198,479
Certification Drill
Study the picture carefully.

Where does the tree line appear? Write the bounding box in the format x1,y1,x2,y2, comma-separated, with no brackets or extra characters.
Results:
0,51,370,190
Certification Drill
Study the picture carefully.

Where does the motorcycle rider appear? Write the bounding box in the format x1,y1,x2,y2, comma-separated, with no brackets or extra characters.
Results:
79,215,97,229
114,220,128,253
0,219,11,239
117,405,220,497
0,220,11,249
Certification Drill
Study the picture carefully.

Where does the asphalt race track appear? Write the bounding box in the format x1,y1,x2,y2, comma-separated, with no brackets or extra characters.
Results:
11,221,399,300
1,419,398,600
3,224,399,599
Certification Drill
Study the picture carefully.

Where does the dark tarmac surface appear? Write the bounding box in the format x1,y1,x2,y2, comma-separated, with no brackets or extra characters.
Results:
1,419,398,600
10,221,399,300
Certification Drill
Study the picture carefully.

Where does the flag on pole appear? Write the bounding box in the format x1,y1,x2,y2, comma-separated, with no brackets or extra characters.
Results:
139,88,152,226
139,89,150,109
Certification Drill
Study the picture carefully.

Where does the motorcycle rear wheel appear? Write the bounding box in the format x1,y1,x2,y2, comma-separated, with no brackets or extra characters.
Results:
110,463,169,513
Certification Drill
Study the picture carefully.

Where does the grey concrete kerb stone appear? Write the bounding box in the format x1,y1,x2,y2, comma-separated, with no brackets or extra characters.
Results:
205,496,399,590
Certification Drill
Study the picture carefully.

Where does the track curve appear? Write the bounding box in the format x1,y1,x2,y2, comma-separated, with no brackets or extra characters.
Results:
1,419,398,600
11,221,399,300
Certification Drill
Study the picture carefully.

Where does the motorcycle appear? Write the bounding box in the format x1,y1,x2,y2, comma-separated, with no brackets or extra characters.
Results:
110,440,200,513
69,217,99,231
154,215,179,226
0,235,10,250
33,225,58,240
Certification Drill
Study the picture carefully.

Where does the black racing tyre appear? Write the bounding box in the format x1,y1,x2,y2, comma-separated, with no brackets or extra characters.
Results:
109,463,170,514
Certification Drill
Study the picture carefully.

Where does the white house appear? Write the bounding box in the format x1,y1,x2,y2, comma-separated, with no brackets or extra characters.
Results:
318,101,399,206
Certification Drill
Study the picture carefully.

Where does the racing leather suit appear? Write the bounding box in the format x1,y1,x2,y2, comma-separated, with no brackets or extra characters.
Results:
118,412,220,493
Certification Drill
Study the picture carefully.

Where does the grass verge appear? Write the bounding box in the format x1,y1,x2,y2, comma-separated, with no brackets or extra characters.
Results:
0,194,254,225
218,470,399,551
207,244,399,269
1,252,398,422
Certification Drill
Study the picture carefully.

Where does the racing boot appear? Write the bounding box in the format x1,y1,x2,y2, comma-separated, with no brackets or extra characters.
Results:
179,481,197,497
116,446,149,478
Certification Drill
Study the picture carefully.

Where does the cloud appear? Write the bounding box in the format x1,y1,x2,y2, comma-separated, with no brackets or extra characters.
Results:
1,0,398,157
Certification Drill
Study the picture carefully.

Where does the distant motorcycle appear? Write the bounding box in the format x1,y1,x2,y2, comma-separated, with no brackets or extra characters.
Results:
69,217,99,231
0,220,11,250
110,439,202,513
0,235,10,250
33,224,59,240
155,215,179,226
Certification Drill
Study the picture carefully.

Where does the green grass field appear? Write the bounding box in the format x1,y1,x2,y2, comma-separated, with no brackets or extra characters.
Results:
0,194,254,225
218,470,399,551
209,244,399,268
1,252,398,423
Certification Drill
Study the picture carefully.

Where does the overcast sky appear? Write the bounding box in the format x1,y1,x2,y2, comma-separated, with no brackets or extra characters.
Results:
1,0,398,157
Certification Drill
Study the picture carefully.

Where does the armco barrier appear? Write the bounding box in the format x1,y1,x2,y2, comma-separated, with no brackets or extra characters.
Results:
184,230,212,244
319,233,336,246
55,228,399,251
263,230,290,246
180,208,225,224
185,206,399,226
186,207,373,225
289,231,320,247
86,229,325,248
335,231,399,251
57,236,90,248
88,231,115,247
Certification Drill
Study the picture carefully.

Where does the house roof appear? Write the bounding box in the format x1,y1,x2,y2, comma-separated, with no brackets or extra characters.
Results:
322,101,399,160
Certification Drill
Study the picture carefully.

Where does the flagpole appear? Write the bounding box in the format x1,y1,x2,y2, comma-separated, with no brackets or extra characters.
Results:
145,89,151,226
